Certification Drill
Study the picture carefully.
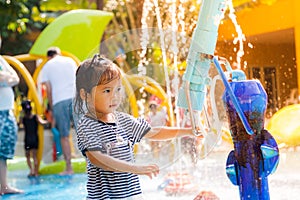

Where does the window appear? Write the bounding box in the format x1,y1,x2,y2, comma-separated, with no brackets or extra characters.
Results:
249,66,278,113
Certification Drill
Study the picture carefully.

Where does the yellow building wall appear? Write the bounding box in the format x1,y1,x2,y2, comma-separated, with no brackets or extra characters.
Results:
218,0,300,109
293,0,300,93
219,0,294,38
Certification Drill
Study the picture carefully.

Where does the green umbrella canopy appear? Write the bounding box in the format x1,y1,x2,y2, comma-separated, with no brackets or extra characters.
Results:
29,9,113,61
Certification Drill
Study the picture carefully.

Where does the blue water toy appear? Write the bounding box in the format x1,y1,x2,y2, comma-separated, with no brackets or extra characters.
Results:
176,0,280,198
177,0,227,137
223,77,279,199
176,0,229,159
213,56,279,199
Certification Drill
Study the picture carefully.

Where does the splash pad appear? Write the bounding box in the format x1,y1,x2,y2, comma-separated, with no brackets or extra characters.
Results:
1,0,290,199
5,149,300,200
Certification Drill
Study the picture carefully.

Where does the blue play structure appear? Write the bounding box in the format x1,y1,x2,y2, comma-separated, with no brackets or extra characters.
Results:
176,0,280,199
223,77,279,199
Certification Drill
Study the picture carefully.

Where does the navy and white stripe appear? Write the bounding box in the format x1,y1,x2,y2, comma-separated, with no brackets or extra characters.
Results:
77,112,151,200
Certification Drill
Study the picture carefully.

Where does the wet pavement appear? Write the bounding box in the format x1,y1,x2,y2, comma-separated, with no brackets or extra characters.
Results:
141,147,300,199
6,132,300,200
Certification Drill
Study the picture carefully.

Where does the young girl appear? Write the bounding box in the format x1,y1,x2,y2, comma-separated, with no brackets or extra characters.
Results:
74,54,199,200
21,100,47,177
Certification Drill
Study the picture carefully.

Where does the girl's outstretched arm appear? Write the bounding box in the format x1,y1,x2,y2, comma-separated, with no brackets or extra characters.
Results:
36,115,49,125
145,126,202,140
86,151,159,179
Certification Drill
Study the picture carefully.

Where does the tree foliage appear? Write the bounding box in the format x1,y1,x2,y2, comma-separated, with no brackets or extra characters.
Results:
0,0,46,54
0,0,95,55
0,0,276,55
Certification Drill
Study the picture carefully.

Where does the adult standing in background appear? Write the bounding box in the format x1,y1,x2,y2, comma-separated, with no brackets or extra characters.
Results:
40,47,77,175
0,35,23,194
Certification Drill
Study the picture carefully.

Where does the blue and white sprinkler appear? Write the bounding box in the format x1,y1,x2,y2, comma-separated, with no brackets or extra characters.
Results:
177,0,228,158
176,0,279,199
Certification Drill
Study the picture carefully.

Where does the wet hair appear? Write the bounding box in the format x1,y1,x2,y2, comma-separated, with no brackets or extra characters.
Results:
47,47,61,57
74,54,122,114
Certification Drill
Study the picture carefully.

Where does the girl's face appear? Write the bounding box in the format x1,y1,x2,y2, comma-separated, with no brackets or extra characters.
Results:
87,78,122,117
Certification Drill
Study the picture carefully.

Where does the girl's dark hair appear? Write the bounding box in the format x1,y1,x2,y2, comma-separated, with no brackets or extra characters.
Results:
21,100,32,113
74,54,121,114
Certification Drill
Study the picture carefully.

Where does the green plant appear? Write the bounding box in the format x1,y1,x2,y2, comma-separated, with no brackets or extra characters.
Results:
0,0,47,54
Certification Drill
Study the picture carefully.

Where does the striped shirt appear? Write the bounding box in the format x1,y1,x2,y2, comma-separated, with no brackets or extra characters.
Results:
77,112,151,200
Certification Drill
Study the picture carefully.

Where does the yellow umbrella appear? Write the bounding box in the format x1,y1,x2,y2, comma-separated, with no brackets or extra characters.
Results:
266,104,300,146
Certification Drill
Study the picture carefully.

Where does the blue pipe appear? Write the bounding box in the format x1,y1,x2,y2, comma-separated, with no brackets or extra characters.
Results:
213,57,253,135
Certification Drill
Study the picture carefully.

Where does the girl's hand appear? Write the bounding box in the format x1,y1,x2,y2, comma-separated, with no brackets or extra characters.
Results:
133,164,160,179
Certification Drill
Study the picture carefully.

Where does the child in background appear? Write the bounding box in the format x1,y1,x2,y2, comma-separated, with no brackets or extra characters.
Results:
146,100,168,159
21,100,47,177
74,54,200,200
147,100,168,127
